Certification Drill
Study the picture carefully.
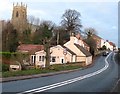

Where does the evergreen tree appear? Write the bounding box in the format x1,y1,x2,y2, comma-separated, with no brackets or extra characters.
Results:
34,21,55,68
2,21,19,52
7,29,19,52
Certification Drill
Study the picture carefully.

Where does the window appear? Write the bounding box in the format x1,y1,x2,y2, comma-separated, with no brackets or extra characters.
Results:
23,11,25,18
42,56,44,62
39,56,41,61
51,56,56,62
16,11,19,17
31,56,36,64
39,56,44,62
31,56,34,63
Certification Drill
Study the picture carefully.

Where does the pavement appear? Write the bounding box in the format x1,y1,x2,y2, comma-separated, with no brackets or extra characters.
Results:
111,64,120,92
112,79,120,92
111,53,120,92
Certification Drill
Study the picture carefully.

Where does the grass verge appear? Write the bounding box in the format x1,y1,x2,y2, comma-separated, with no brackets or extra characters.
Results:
2,63,83,78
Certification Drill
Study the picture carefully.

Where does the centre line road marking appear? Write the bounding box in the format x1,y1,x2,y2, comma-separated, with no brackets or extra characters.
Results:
19,52,112,94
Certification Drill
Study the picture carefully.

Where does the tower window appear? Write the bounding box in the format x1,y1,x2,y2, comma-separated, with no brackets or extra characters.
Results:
16,11,19,17
22,11,25,18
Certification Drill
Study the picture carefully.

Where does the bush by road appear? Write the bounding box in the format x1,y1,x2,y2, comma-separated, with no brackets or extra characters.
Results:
2,63,82,78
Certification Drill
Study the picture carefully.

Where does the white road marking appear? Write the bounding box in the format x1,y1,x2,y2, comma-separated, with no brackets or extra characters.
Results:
19,52,112,94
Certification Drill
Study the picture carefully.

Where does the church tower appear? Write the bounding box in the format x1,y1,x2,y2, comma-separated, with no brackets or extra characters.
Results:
11,2,27,32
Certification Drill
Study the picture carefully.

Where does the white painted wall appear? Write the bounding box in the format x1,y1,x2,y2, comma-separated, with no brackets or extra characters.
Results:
34,45,74,67
86,56,92,65
104,42,113,51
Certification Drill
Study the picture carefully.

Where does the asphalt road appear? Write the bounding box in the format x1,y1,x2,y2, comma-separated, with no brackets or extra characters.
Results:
2,52,118,93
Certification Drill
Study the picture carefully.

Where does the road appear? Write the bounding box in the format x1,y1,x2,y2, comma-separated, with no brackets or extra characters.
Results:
2,52,118,93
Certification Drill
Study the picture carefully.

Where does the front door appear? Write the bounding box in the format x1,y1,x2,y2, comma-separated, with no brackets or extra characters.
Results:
60,57,64,64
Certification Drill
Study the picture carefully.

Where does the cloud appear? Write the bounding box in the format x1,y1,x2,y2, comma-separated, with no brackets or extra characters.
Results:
112,26,117,30
0,0,12,20
28,9,47,17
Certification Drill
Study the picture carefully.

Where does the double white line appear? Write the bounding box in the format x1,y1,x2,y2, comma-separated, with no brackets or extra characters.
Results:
19,52,112,94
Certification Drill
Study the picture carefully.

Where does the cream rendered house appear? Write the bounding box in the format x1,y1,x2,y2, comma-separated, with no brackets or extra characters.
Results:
35,45,76,67
64,35,92,65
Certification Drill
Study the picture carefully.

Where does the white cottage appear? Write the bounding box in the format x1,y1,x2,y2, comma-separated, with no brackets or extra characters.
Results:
35,45,76,67
64,35,92,65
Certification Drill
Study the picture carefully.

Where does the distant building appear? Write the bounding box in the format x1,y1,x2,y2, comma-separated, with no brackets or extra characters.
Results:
11,2,27,32
103,40,116,51
11,3,39,33
92,34,114,50
92,34,103,49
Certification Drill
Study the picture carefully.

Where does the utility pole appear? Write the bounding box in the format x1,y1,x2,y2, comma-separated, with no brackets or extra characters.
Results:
57,30,59,45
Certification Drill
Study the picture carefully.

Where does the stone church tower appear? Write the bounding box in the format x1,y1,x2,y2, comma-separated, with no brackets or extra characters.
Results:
11,2,27,32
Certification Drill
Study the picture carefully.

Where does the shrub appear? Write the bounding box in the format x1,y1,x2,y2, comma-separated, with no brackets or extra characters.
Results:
102,45,107,50
1,63,9,72
0,52,12,59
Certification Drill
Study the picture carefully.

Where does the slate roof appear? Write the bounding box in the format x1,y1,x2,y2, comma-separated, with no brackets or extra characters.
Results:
62,45,76,55
74,43,92,57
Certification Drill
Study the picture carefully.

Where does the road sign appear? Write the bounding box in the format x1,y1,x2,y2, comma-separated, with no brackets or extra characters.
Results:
63,48,67,55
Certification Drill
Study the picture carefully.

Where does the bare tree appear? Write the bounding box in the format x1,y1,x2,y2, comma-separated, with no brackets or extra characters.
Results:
61,9,82,35
27,15,40,30
27,15,35,28
53,26,69,45
84,27,97,37
34,17,40,26
84,27,97,56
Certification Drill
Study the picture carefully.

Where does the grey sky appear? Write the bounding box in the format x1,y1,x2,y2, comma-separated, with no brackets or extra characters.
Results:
0,0,118,46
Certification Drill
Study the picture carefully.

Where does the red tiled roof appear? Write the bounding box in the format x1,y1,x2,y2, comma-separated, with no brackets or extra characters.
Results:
17,44,44,52
109,42,115,47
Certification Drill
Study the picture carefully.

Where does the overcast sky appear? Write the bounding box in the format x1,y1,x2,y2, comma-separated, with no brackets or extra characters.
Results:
0,0,118,46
